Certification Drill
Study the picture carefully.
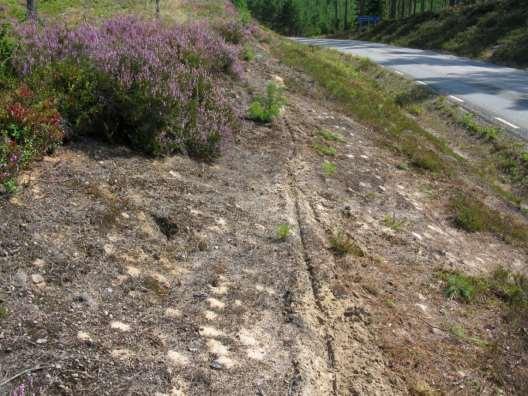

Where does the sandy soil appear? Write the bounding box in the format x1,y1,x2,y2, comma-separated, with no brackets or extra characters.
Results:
1,40,527,395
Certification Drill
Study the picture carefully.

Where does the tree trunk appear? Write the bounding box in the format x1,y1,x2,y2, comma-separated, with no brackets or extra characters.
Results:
334,0,339,30
26,0,36,20
390,0,397,18
344,0,349,30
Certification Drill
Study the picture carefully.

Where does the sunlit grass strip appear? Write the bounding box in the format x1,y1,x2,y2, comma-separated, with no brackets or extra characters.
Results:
273,39,457,174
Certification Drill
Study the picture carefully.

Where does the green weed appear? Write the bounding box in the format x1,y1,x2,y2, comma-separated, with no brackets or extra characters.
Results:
276,223,291,241
319,129,344,142
439,267,528,308
445,273,482,302
313,143,336,156
2,179,17,194
0,305,8,320
242,44,255,61
382,213,407,231
322,160,337,176
461,113,501,141
248,82,286,123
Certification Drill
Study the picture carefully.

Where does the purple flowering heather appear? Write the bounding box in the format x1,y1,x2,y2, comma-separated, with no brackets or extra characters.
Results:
14,16,243,81
10,16,241,157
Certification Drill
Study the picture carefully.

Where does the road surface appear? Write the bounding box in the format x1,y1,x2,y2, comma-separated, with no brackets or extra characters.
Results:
294,38,528,138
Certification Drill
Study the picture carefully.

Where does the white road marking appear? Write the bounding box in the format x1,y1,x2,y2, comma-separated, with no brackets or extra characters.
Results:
495,117,520,129
448,95,464,103
416,80,427,86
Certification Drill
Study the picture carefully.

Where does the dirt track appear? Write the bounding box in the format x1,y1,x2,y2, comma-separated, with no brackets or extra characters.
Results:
1,41,527,395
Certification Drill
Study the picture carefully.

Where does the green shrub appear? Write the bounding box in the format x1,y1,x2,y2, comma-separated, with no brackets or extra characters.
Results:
2,178,17,193
248,82,286,123
242,44,255,61
445,273,481,302
0,23,16,81
406,144,443,172
490,268,528,307
232,0,252,25
0,84,65,188
32,60,235,160
451,194,488,232
216,20,248,45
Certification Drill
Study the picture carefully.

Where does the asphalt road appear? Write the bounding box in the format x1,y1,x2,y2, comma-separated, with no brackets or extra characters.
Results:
294,38,528,138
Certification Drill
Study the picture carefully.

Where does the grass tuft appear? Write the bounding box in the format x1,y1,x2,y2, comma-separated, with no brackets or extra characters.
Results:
276,223,291,241
313,143,336,157
322,160,337,176
242,44,255,61
450,193,528,246
0,305,8,320
439,267,528,308
445,273,481,302
319,129,344,142
329,230,364,257
382,213,407,231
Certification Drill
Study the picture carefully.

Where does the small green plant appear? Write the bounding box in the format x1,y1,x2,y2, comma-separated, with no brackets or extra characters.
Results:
248,82,286,123
322,160,337,176
313,143,336,156
445,273,480,302
319,129,344,142
451,194,488,233
329,230,364,257
382,213,407,231
2,179,17,194
490,267,528,307
242,44,255,61
450,192,528,245
410,149,443,172
461,113,501,141
0,305,8,320
439,267,528,308
276,223,291,241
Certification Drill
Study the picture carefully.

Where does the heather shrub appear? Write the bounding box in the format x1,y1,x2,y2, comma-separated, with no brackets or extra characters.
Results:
215,20,250,44
248,82,286,123
0,84,64,189
11,16,241,159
